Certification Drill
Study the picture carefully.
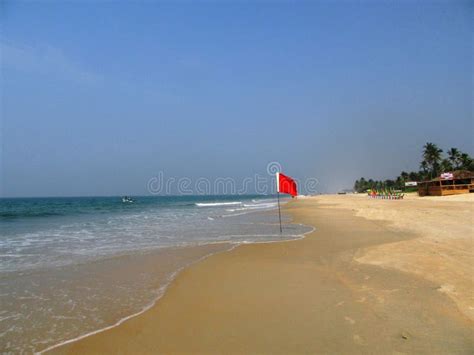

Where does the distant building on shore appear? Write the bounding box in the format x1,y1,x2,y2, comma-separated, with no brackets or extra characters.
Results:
418,170,474,196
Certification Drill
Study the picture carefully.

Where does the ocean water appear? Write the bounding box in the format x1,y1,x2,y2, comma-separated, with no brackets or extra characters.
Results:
0,195,311,353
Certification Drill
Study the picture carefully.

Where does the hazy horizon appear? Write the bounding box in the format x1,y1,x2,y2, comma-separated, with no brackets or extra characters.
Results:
1,1,472,197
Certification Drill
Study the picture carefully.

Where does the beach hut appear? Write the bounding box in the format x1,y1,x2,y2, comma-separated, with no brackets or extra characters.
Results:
417,170,474,196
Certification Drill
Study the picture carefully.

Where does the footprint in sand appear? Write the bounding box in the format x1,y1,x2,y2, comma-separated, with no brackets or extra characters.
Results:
344,316,356,325
356,297,366,303
336,301,345,307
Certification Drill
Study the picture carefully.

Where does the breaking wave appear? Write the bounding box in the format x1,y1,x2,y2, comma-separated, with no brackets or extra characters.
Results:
195,201,242,207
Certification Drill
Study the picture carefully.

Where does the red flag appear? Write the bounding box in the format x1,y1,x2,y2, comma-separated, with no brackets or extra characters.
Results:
276,172,297,197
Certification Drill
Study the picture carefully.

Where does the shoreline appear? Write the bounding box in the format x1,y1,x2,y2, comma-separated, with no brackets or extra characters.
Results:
10,243,235,354
38,243,239,354
38,211,311,354
49,195,473,354
2,196,308,354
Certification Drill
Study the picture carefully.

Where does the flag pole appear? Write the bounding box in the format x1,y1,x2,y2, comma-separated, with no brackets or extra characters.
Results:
276,172,282,234
277,191,282,234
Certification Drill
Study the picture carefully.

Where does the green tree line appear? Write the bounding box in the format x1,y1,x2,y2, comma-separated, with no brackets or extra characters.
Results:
354,143,474,193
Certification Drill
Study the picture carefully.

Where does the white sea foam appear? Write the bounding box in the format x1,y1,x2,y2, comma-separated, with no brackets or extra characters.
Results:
195,201,242,207
226,203,277,212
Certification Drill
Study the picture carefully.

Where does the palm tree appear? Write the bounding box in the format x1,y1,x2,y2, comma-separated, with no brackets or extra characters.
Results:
400,171,409,181
419,160,429,179
408,171,419,181
368,179,374,189
354,179,360,192
353,143,473,191
440,158,453,173
422,142,443,178
459,153,473,171
447,148,461,170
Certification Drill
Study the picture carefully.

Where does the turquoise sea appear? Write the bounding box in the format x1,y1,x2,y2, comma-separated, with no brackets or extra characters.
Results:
0,195,311,353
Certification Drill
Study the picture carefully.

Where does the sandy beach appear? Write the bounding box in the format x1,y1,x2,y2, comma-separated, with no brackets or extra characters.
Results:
49,194,473,354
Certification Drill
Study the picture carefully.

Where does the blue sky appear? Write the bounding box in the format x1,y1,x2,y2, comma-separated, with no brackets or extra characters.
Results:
1,1,472,196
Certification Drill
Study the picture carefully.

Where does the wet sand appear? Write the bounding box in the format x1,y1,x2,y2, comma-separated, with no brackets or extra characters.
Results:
50,195,473,354
6,243,233,354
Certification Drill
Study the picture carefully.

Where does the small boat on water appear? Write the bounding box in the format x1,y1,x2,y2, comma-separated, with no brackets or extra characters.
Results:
122,196,134,203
